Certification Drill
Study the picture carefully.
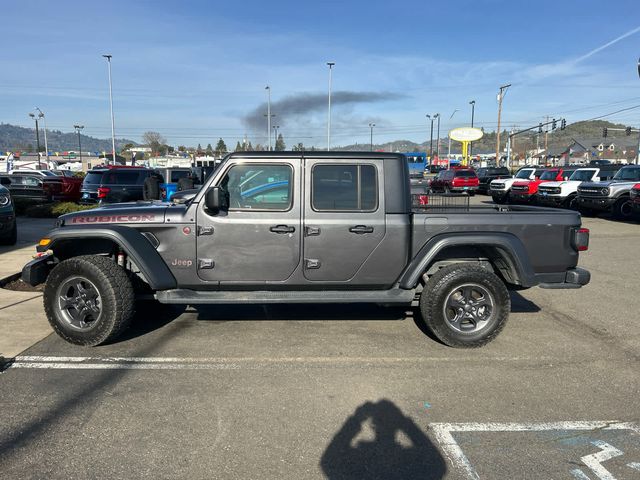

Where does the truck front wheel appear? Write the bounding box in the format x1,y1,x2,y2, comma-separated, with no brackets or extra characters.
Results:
43,255,135,346
419,264,510,348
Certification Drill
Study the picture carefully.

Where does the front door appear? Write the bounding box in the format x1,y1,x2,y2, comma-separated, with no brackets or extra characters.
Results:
196,159,301,283
303,158,386,283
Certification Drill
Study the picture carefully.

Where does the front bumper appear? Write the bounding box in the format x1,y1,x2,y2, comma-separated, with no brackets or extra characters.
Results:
536,195,565,206
538,267,591,289
21,255,54,286
576,196,615,212
509,191,535,203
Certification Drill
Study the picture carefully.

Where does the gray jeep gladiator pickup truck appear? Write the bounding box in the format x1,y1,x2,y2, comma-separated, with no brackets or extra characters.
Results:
22,152,591,348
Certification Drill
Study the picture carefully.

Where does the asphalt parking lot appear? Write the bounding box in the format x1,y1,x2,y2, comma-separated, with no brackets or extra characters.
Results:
1,200,639,479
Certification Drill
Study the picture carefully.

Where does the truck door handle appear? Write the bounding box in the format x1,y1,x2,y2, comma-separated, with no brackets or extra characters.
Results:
270,225,295,234
349,225,374,234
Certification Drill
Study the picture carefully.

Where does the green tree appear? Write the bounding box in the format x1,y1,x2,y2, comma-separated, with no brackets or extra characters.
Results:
275,133,286,151
234,141,243,152
197,143,203,154
246,141,253,151
215,138,227,156
292,142,305,151
177,145,186,152
206,143,214,156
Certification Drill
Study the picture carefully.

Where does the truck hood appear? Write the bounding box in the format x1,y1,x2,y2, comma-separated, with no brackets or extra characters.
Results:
541,180,580,188
59,201,170,226
579,180,636,189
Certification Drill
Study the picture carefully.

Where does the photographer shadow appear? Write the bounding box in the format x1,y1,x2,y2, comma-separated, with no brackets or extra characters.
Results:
320,399,447,480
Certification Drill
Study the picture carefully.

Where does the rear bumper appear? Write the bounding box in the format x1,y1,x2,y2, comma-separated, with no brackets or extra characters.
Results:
537,267,591,289
576,196,615,211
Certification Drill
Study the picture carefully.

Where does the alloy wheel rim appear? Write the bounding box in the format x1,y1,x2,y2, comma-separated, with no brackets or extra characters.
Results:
443,283,495,333
56,276,102,331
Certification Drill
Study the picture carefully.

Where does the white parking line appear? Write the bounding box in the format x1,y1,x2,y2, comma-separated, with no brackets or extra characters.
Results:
430,422,640,480
3,354,554,371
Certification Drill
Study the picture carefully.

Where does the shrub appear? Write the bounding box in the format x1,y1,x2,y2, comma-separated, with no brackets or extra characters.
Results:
25,202,98,218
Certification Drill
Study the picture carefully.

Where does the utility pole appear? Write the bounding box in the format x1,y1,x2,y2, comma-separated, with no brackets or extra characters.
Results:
273,125,280,150
435,113,441,159
469,100,475,157
326,62,335,151
102,54,117,164
426,114,434,163
544,115,550,160
265,86,272,151
368,123,375,151
496,84,511,165
74,125,84,165
28,113,41,159
34,107,49,162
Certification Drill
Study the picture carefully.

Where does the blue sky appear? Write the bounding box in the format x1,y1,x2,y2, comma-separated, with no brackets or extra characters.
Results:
2,0,640,148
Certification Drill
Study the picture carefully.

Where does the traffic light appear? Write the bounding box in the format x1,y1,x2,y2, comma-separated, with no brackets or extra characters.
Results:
552,119,557,130
603,127,608,138
626,127,632,136
538,123,543,134
560,119,566,130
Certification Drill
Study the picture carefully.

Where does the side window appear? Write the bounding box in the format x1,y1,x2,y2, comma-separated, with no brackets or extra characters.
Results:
0,177,12,185
220,163,292,211
24,176,41,186
312,164,378,211
171,170,190,183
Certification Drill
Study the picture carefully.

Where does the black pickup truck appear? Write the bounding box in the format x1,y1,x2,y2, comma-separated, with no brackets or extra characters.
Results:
22,152,590,348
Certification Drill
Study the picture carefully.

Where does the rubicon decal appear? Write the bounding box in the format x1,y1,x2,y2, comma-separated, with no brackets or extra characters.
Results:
71,214,156,224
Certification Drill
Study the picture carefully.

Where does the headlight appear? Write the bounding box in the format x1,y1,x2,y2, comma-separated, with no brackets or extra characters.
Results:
0,194,11,207
600,188,609,196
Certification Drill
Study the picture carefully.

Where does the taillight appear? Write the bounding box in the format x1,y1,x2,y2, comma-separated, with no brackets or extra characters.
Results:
97,187,111,199
418,194,428,205
574,228,589,252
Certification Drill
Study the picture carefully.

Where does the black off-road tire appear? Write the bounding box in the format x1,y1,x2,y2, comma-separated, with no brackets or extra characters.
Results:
43,255,135,346
612,197,633,220
492,195,505,205
419,264,511,348
563,194,578,210
0,221,17,246
143,176,160,200
177,177,194,191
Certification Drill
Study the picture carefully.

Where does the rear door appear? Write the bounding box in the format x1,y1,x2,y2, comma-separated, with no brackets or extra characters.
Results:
302,158,386,283
195,159,302,283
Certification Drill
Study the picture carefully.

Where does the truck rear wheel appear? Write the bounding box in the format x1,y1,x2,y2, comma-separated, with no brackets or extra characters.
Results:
43,255,135,346
419,264,510,348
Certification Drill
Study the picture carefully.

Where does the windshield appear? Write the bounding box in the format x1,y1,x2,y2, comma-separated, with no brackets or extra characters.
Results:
613,167,640,181
40,170,58,177
570,169,597,181
515,169,533,179
540,170,559,180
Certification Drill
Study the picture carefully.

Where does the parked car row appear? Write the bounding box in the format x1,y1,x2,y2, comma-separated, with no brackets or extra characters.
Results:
0,170,83,202
489,164,640,220
0,184,17,245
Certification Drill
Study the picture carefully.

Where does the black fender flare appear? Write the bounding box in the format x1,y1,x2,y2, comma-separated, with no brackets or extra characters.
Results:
398,232,537,289
39,225,177,290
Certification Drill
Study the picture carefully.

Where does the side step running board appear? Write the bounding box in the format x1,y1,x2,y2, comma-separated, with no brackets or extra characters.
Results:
155,288,415,305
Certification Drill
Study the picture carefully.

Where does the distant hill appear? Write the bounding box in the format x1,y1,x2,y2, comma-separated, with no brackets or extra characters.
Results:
0,123,137,154
334,120,637,156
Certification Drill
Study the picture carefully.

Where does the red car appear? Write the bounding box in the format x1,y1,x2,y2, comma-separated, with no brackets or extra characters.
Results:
429,168,479,194
510,168,566,203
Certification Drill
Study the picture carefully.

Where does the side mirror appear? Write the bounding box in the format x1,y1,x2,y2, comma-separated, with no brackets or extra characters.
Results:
205,186,229,214
564,176,569,181
594,176,600,182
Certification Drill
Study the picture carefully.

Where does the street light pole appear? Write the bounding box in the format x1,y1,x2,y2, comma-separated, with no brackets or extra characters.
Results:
448,109,458,160
102,54,117,164
496,84,511,166
273,125,280,150
369,123,375,151
34,107,49,163
326,62,335,151
435,113,441,159
469,100,476,158
28,113,41,161
74,125,84,165
265,86,271,151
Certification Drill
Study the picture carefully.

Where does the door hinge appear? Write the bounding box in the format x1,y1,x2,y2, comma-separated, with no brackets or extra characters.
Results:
305,258,321,269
